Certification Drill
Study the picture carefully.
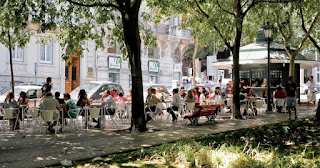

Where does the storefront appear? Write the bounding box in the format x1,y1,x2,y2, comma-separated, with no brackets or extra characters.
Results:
148,60,159,83
108,56,121,83
212,41,320,97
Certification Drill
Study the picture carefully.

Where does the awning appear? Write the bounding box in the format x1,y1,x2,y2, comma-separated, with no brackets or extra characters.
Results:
212,59,320,69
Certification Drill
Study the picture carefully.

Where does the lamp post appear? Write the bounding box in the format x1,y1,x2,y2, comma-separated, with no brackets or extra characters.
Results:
264,22,272,112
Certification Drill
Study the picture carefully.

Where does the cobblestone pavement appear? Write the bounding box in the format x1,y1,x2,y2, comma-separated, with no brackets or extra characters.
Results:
0,106,316,167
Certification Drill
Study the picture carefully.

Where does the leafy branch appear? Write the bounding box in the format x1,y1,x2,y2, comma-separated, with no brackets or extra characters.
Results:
299,5,320,52
64,0,122,11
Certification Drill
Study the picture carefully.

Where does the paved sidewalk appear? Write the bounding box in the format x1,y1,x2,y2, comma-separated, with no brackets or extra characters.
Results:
0,106,316,168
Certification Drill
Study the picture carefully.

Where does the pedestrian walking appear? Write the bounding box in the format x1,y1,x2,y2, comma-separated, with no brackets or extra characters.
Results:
306,75,316,107
285,76,297,120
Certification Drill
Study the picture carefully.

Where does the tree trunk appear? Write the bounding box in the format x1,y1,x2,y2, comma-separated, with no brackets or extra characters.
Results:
289,55,295,77
232,2,243,118
192,36,199,87
8,34,15,95
121,11,147,132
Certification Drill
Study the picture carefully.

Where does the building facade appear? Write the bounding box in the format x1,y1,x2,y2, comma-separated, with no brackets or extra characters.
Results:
0,17,192,93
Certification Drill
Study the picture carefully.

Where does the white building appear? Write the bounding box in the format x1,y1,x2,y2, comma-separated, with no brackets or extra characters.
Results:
0,17,192,93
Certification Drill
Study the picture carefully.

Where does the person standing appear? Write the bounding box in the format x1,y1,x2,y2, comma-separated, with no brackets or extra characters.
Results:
41,77,52,97
285,76,297,120
306,75,316,107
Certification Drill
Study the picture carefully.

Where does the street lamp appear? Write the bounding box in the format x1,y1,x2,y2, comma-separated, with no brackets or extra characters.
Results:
264,22,272,112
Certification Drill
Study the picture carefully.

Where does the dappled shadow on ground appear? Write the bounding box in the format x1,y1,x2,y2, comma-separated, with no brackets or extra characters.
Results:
0,106,314,167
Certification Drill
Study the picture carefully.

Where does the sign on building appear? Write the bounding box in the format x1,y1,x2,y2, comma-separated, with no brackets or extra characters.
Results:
108,56,121,69
174,63,182,72
148,61,159,72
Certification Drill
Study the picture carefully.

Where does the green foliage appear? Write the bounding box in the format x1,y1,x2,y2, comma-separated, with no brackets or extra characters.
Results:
270,0,320,51
0,0,36,49
76,118,320,167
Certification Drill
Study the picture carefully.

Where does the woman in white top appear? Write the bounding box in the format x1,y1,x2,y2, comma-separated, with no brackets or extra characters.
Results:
306,75,316,106
199,90,207,105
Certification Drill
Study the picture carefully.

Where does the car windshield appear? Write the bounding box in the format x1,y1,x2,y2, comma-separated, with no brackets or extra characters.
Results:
75,83,100,92
2,87,28,98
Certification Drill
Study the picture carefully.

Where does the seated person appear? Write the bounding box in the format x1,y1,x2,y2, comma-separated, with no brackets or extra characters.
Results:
246,89,256,99
145,88,159,122
185,90,196,103
274,87,286,113
199,90,207,105
55,92,67,116
42,93,61,133
63,93,77,117
116,92,126,103
261,89,267,98
126,90,132,102
167,88,182,121
101,90,116,114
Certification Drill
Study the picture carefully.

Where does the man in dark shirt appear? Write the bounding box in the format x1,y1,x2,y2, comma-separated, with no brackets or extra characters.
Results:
285,76,297,120
41,77,52,97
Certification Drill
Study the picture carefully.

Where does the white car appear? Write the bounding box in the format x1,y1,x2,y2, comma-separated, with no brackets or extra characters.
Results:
0,85,42,104
70,81,124,102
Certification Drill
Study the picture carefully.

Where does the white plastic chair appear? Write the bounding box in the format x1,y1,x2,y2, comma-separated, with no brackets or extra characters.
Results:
26,107,41,128
115,103,127,121
255,100,265,115
1,108,20,131
173,103,184,119
40,110,60,134
185,102,195,115
66,109,82,131
88,108,102,130
274,99,286,113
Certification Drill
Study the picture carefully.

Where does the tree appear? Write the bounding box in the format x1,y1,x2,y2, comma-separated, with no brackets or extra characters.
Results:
272,0,320,76
149,0,295,119
40,0,147,132
0,1,36,95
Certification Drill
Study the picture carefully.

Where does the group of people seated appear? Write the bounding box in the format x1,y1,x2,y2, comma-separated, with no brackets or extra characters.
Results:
2,91,28,130
144,86,223,122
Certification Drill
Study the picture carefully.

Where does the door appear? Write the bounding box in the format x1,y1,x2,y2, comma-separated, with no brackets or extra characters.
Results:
65,57,80,93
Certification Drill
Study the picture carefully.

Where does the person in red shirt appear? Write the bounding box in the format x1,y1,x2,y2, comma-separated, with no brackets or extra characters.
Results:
274,87,286,113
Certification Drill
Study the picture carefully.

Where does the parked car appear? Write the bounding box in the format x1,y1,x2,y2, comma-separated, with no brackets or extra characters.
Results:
69,81,124,102
0,85,42,104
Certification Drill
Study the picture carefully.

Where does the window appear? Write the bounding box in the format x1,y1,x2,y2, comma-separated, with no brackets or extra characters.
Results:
148,48,154,58
40,42,53,64
270,70,282,79
116,43,121,55
149,76,158,83
239,70,250,78
109,73,119,83
11,44,24,62
65,66,69,80
251,70,266,79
